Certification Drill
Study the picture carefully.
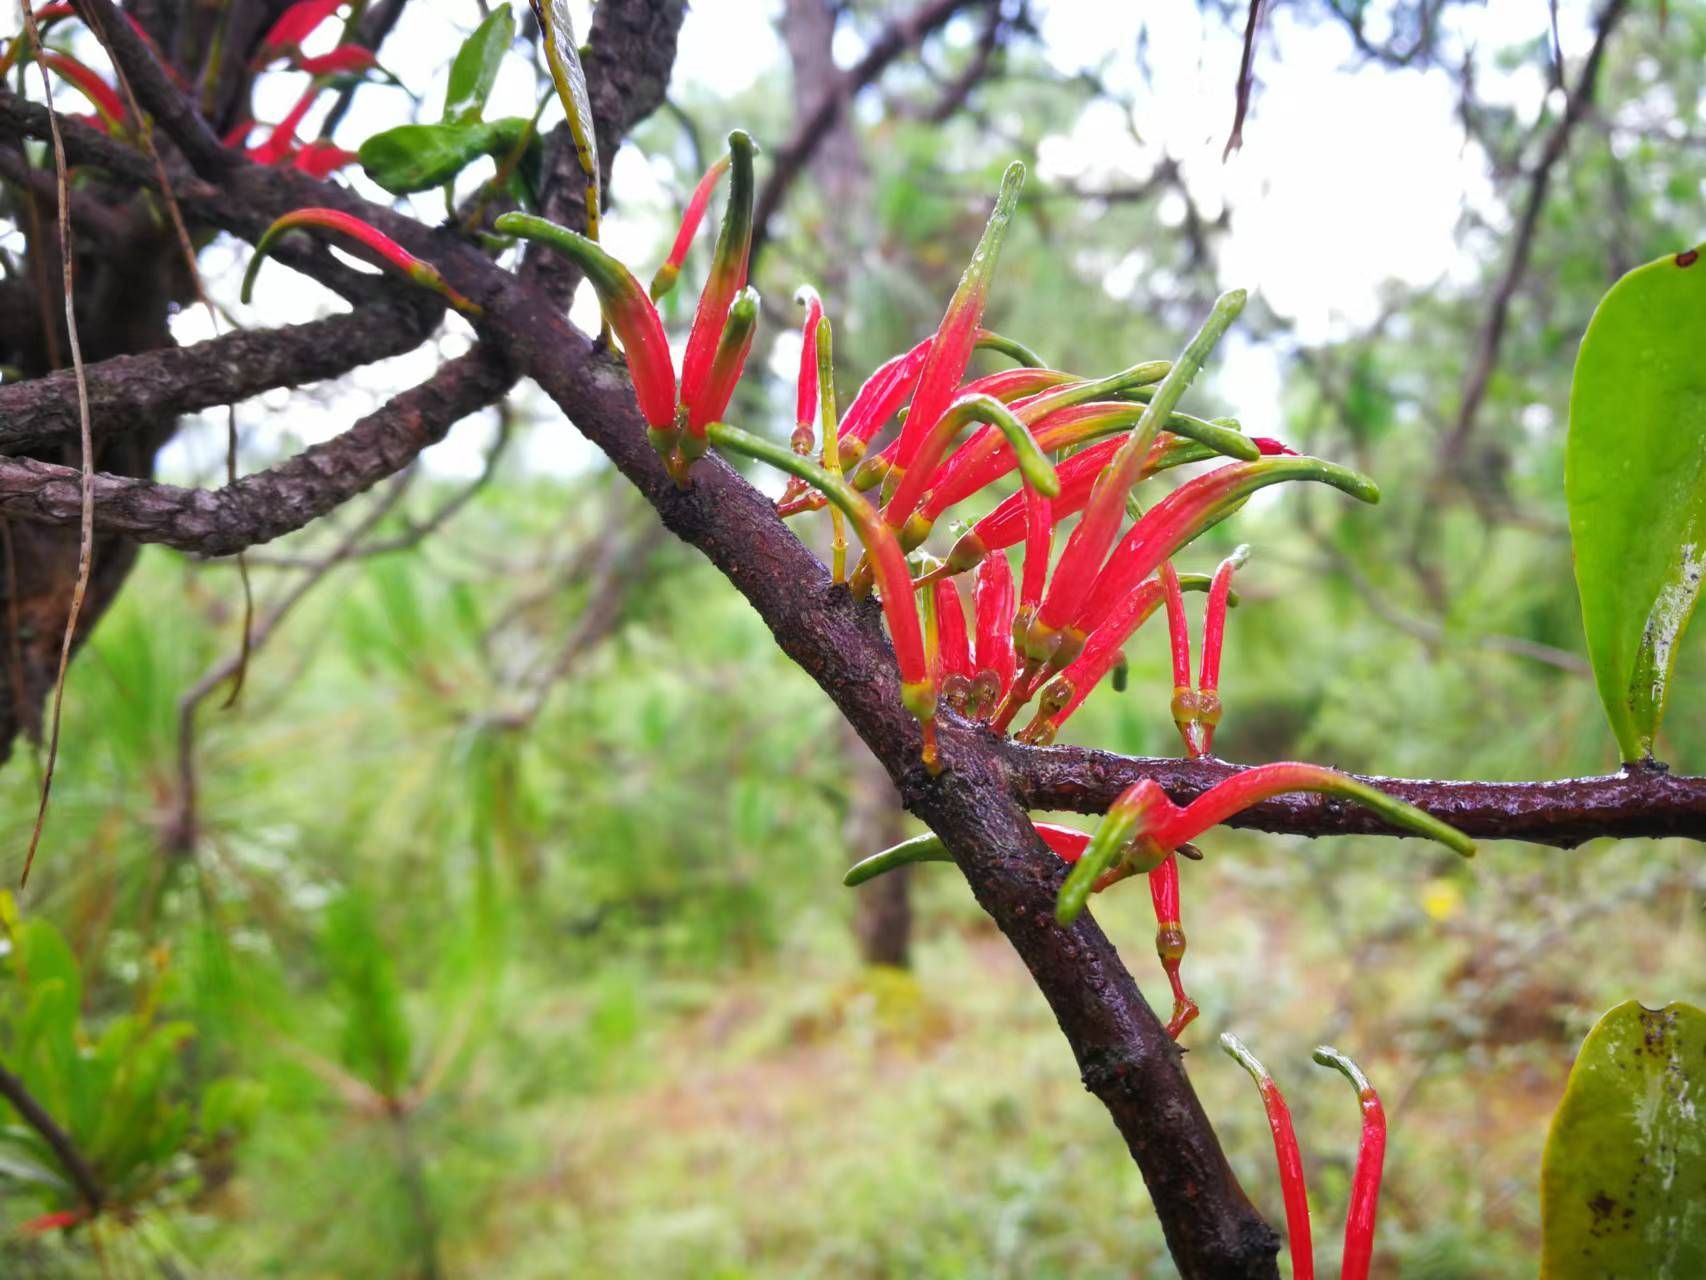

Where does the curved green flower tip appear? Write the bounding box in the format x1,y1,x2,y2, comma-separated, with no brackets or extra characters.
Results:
1312,1044,1374,1095
975,329,1045,368
1174,571,1237,606
946,393,1061,499
1219,1031,1272,1085
1055,802,1143,925
1333,776,1473,857
649,261,679,301
1162,414,1260,461
241,208,479,315
844,832,950,886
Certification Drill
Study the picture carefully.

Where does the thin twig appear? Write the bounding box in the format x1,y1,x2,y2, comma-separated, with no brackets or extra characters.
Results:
167,471,420,855
1225,0,1262,159
0,1056,104,1214
20,0,95,887
1440,0,1627,467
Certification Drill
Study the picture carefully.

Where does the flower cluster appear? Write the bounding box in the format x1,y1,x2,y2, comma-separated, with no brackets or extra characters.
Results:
424,137,1475,1076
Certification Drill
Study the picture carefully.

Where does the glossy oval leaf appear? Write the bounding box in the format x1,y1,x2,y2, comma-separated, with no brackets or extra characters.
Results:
444,3,514,125
530,0,601,240
359,119,517,194
1540,1000,1706,1278
1566,245,1706,762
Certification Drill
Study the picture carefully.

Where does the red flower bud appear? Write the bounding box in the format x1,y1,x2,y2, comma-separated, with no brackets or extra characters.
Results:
1222,1034,1314,1280
1313,1045,1385,1280
296,44,378,76
39,52,126,133
884,163,1025,524
933,577,971,684
1026,291,1245,663
263,0,343,53
243,207,480,316
251,86,322,164
972,552,1016,701
651,150,731,301
688,285,759,437
792,284,824,452
292,140,358,178
679,131,755,421
496,213,676,430
1068,456,1378,649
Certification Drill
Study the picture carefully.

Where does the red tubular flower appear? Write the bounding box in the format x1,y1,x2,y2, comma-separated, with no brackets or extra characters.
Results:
39,52,126,132
685,285,759,442
933,434,1223,580
1252,436,1297,456
1025,290,1246,666
677,131,755,422
242,207,480,316
972,552,1016,710
792,285,824,454
1148,855,1199,1036
1158,763,1475,854
705,423,939,769
296,45,378,76
1018,488,1052,642
1068,456,1379,651
933,577,972,685
1019,579,1163,744
1017,572,1217,745
251,86,322,165
1056,766,1472,923
921,401,1137,521
651,150,731,301
799,337,933,504
19,1207,87,1236
882,162,1025,521
1161,561,1195,751
1222,1034,1314,1280
495,213,676,431
262,0,343,54
959,366,1076,403
293,140,358,178
1313,1045,1386,1280
1195,544,1250,755
844,337,932,453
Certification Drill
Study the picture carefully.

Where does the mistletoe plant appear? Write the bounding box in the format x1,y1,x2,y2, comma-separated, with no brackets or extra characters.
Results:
485,151,1477,1039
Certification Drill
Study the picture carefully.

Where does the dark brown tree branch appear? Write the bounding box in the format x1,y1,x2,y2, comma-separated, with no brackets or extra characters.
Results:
73,0,234,176
0,301,441,452
0,347,510,555
1005,746,1706,848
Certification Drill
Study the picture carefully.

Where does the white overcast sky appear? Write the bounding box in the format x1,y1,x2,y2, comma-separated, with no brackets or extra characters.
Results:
148,0,1582,481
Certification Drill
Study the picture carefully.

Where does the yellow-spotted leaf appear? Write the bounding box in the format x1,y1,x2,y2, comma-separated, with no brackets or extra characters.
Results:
529,0,600,241
1540,1000,1706,1278
1566,245,1706,762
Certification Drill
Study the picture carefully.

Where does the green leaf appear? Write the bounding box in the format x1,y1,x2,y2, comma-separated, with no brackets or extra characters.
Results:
1540,1000,1706,1278
359,119,522,195
444,4,514,125
532,0,601,239
1566,245,1706,762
